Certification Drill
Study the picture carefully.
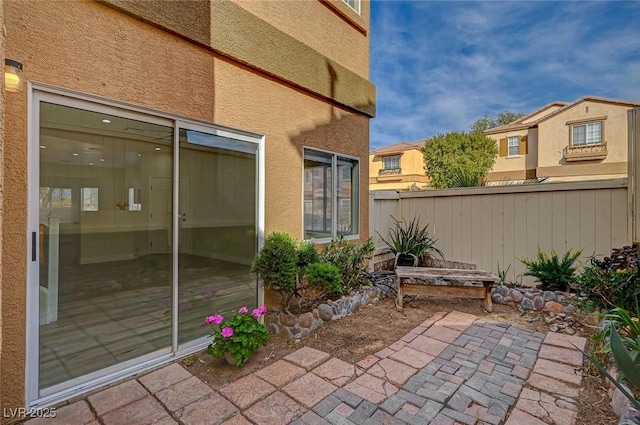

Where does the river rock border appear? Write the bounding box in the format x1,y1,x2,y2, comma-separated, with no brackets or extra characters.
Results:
264,271,397,341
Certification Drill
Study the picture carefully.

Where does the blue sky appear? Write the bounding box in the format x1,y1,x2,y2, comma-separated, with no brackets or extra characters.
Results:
369,1,640,150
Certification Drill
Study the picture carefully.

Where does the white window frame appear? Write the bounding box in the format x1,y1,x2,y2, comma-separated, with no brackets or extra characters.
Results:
572,121,602,146
382,155,400,170
26,82,265,409
507,136,520,156
303,147,359,242
342,0,361,14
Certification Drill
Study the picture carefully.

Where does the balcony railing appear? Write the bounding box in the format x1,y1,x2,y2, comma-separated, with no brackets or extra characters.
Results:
563,142,607,162
378,167,401,176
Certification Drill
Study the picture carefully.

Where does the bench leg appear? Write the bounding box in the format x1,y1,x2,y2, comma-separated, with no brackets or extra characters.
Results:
482,282,493,313
396,276,403,312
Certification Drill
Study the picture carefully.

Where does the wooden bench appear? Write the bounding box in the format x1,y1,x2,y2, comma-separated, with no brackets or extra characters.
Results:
395,266,500,313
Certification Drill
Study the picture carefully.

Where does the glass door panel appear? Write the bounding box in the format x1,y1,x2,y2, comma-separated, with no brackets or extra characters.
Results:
177,129,258,344
38,102,174,389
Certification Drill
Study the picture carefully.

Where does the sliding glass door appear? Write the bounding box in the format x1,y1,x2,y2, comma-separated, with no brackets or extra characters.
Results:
30,88,262,405
177,128,258,344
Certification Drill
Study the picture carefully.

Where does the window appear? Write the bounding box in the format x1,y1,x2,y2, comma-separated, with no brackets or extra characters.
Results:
572,121,602,146
39,187,72,209
81,187,99,211
383,155,400,170
342,0,360,13
507,136,520,156
304,148,359,240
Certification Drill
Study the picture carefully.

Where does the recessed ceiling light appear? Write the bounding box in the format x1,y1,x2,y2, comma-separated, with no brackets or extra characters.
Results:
137,153,142,157
73,153,79,156
40,145,46,149
89,162,94,166
155,147,161,151
99,158,105,162
102,119,111,124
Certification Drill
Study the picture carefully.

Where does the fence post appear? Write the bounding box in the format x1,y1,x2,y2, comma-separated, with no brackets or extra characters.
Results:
629,109,640,244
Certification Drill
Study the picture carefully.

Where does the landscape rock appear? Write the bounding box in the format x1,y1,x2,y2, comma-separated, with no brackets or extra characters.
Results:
511,290,524,303
542,291,557,302
492,293,504,304
521,298,534,311
533,295,546,311
283,313,298,327
495,285,510,297
544,301,564,314
299,312,314,328
317,304,333,321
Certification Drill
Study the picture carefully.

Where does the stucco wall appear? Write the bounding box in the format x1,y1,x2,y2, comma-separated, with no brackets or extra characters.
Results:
231,0,370,78
537,100,630,177
487,129,534,181
2,0,372,410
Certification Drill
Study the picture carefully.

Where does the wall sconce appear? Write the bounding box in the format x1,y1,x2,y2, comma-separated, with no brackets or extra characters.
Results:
5,59,23,93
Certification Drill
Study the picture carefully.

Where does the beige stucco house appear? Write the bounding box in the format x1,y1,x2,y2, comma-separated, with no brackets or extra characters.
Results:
0,0,374,414
369,141,431,191
485,96,640,183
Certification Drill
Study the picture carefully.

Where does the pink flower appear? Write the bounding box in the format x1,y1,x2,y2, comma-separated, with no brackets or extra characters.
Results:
238,306,249,314
205,314,224,325
251,308,262,318
221,327,234,338
258,305,267,314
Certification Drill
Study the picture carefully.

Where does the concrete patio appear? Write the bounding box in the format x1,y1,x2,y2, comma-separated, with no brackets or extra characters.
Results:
25,311,587,425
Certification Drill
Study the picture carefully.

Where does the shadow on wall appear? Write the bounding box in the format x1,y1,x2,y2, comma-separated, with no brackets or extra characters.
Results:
287,60,375,242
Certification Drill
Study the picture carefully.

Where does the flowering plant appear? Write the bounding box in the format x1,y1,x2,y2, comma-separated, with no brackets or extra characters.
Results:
205,305,269,367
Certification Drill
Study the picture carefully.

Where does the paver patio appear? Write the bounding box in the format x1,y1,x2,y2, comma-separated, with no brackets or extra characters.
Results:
25,311,587,425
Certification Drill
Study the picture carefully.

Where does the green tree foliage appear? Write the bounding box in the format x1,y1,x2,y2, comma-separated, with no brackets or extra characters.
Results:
421,131,498,189
469,111,526,133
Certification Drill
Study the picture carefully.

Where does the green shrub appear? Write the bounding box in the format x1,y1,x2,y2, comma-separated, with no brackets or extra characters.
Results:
251,232,298,307
575,256,640,315
520,247,582,291
596,307,640,363
321,236,375,292
303,262,343,294
297,241,320,270
377,216,443,260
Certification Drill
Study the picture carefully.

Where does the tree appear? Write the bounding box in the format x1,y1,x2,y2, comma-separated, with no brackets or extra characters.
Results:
469,110,526,133
421,131,498,189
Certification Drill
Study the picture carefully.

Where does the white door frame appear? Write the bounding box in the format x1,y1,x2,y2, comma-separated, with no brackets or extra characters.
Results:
26,82,265,408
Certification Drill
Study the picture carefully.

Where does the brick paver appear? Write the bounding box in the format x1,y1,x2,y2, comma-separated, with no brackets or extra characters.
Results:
25,310,588,425
284,347,331,370
88,380,148,416
175,393,237,425
255,359,307,388
220,374,276,409
26,401,96,425
312,358,356,386
244,392,306,425
283,373,338,408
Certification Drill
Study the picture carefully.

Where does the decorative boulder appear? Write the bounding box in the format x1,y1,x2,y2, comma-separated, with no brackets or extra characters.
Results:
511,290,524,303
521,298,534,311
543,301,564,314
533,295,545,311
317,304,333,321
542,291,557,302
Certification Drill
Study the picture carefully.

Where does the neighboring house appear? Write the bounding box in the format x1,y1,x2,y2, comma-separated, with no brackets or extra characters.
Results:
0,0,375,412
485,96,640,183
369,141,430,191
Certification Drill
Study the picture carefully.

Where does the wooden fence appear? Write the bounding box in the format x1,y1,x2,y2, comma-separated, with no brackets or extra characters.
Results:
370,179,631,286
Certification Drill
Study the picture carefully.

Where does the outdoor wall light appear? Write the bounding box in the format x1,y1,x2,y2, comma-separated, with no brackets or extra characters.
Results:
5,59,23,93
